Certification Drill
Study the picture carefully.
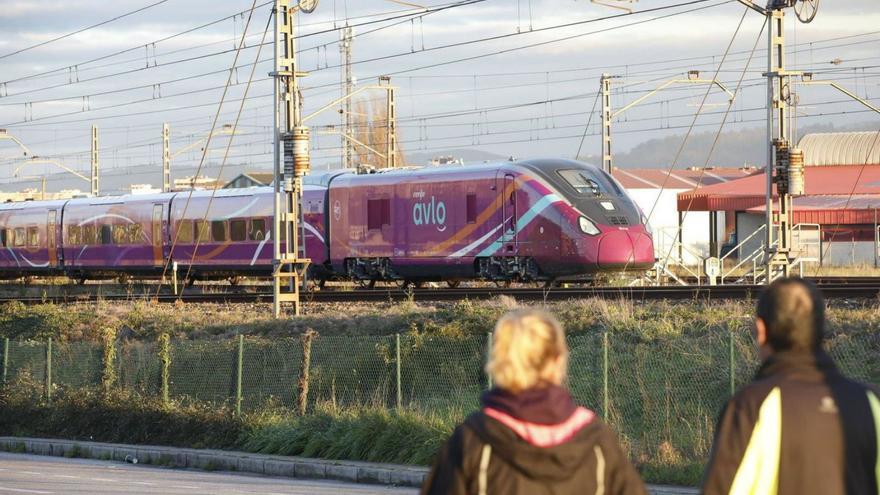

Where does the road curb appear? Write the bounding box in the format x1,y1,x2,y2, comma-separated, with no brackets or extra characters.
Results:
0,436,698,494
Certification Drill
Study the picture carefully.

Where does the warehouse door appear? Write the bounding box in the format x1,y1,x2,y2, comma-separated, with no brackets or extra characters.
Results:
152,205,164,266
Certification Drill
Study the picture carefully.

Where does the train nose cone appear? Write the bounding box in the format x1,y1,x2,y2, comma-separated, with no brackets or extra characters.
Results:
597,230,635,268
597,229,655,269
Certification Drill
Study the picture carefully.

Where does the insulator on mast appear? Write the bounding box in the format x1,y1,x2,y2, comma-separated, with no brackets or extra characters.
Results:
788,147,805,196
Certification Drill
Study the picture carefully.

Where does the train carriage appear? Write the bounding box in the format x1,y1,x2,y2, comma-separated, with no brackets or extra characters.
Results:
327,159,654,284
166,186,329,280
62,194,172,279
0,200,67,277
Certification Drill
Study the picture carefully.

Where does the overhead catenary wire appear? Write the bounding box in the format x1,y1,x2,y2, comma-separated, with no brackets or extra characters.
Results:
174,8,275,300
0,0,487,98
0,0,171,61
155,0,262,295
659,12,767,276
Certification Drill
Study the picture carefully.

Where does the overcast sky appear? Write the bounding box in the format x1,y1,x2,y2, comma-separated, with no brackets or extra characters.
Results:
0,0,878,185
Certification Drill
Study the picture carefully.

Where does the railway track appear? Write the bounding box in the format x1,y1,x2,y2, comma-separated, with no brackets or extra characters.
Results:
1,282,879,305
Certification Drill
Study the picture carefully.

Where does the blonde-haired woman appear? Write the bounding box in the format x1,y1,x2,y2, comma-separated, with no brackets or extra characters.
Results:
422,309,645,495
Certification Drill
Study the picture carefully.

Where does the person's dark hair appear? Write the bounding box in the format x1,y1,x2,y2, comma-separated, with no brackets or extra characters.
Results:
756,277,825,352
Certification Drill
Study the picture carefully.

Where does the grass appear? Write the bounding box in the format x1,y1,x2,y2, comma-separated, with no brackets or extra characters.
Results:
2,296,880,486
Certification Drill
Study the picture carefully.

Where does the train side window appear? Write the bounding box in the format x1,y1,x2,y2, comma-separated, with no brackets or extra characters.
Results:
112,225,127,245
211,221,227,242
27,227,38,247
128,224,143,244
249,219,266,241
177,220,193,243
196,221,211,243
230,219,247,242
101,225,113,245
367,198,390,230
68,226,80,245
0,229,5,247
466,194,477,224
82,225,96,244
13,228,25,247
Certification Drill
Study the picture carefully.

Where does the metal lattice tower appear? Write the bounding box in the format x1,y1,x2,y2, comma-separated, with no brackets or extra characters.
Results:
272,0,312,317
162,123,171,193
90,125,99,197
600,74,613,175
340,26,354,169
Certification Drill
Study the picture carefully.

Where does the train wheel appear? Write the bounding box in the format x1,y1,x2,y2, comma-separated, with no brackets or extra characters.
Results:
544,279,559,289
397,280,423,290
228,276,241,286
76,276,87,286
494,280,512,289
446,280,461,288
356,279,376,290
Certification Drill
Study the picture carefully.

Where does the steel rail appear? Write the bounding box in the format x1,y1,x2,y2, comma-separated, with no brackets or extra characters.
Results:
1,282,879,305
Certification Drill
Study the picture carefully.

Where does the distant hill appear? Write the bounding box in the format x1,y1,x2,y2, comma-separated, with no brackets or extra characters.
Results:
579,121,880,168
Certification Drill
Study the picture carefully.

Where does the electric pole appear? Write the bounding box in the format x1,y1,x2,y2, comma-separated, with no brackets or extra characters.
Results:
381,75,397,169
600,74,613,175
162,123,171,193
733,0,818,282
272,0,313,317
90,125,99,197
340,26,354,169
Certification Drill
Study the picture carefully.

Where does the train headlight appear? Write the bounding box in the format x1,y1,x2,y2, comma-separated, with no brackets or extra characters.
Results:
579,216,600,236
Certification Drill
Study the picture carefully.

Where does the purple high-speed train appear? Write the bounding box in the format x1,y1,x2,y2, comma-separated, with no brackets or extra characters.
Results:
0,159,654,284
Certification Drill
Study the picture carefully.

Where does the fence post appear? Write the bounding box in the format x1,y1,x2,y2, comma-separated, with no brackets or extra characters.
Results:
2,338,8,386
45,338,53,401
159,333,171,405
603,331,609,420
395,334,402,410
102,328,117,393
298,330,316,416
486,331,493,389
236,334,244,416
729,330,736,396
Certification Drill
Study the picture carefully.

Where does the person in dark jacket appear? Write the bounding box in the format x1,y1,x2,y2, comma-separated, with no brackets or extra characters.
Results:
702,277,880,495
422,309,646,495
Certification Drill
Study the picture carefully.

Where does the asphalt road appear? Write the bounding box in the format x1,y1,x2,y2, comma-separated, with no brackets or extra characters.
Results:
0,453,417,495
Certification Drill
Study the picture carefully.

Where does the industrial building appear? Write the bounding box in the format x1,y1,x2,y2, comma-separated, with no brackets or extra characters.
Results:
615,166,759,264
675,132,880,267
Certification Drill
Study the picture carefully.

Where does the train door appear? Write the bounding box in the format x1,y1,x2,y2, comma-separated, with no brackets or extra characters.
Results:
47,210,58,267
152,204,164,267
501,174,517,253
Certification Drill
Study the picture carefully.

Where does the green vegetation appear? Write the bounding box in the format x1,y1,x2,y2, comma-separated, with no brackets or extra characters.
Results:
1,296,879,486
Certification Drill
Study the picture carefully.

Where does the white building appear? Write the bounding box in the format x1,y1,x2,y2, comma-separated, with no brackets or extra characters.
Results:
613,166,759,265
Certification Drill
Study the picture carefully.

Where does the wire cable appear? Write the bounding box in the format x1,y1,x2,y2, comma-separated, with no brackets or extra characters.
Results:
0,0,171,60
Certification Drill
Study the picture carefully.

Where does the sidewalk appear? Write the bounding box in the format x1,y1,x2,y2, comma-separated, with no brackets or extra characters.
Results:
0,436,698,494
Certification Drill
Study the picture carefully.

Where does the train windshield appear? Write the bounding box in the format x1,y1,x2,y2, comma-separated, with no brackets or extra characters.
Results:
557,169,622,196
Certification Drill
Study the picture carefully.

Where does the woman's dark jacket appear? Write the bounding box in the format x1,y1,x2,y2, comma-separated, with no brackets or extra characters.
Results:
421,385,647,495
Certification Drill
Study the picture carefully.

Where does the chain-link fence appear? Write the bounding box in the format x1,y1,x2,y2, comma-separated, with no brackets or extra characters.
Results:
2,329,879,469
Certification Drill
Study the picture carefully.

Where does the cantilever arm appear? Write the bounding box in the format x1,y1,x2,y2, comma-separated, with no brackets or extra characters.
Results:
12,158,89,183
735,0,769,15
612,78,736,119
799,80,880,115
301,84,392,124
314,129,386,158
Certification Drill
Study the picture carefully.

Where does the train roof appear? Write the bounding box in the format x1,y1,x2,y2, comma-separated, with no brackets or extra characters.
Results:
0,198,69,211
322,158,602,180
